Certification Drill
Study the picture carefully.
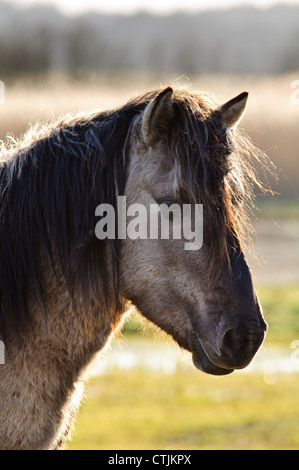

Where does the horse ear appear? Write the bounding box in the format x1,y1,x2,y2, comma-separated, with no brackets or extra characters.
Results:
142,87,175,145
219,92,248,129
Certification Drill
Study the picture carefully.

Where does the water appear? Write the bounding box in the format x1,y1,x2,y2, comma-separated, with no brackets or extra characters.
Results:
90,337,299,378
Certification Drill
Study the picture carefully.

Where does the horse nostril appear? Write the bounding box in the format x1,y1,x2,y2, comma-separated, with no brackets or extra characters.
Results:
221,328,237,357
215,318,265,369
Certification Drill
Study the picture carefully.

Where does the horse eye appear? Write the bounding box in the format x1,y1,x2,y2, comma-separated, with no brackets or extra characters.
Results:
156,199,181,219
156,198,176,207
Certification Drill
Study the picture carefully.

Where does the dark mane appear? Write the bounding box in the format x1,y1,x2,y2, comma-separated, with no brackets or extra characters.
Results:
0,87,273,341
0,98,146,340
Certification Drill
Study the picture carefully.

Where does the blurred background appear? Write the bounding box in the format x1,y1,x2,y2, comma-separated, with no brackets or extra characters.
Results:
1,0,299,450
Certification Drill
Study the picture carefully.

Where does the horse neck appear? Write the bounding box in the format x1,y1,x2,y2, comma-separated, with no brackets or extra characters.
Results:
0,265,116,449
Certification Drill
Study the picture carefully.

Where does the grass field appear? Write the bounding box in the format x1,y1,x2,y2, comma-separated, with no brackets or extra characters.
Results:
69,370,299,450
68,285,299,450
259,285,299,346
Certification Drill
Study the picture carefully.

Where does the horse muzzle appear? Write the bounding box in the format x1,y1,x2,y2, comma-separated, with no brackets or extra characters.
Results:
191,315,267,376
191,338,235,376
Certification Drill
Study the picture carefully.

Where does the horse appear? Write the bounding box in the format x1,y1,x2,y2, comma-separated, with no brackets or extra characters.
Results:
0,85,270,449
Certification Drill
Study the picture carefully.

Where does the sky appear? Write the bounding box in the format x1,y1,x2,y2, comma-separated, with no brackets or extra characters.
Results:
10,0,299,16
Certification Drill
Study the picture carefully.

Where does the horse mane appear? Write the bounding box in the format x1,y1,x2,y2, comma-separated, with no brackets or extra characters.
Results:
0,87,274,341
0,100,143,341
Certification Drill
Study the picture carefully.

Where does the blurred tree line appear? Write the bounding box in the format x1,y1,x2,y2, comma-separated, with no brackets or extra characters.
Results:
0,2,299,78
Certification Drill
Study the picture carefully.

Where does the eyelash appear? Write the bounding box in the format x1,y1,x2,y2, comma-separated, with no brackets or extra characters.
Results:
156,198,176,207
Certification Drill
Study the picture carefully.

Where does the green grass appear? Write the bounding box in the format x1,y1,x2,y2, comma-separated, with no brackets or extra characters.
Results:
69,371,299,450
68,284,299,450
258,285,299,347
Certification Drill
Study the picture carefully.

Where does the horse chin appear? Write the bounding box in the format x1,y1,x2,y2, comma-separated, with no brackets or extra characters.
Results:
191,337,235,377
